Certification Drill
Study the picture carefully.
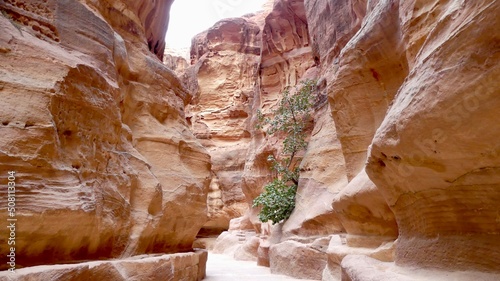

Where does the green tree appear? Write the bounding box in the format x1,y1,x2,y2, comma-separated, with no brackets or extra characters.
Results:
252,80,316,224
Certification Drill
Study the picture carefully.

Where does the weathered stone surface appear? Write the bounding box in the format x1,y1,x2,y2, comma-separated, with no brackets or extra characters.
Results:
322,235,395,281
0,251,208,281
242,0,316,229
341,255,500,281
366,0,500,272
0,0,210,268
212,230,259,261
332,169,397,247
306,0,409,180
186,17,263,234
163,47,189,75
269,239,329,280
283,68,348,240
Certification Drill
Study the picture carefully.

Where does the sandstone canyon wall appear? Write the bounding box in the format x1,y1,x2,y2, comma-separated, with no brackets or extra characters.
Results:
0,0,209,277
186,15,263,236
196,0,499,280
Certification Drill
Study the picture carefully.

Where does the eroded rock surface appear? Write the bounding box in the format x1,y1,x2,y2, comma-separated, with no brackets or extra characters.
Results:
0,251,207,281
0,0,210,268
216,0,499,279
366,0,500,272
186,16,263,234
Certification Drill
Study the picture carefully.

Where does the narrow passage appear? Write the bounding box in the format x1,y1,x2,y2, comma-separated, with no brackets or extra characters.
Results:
204,253,316,281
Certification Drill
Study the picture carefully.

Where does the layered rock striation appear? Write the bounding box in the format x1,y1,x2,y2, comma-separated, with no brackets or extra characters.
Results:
200,0,499,280
186,16,263,235
366,0,500,273
0,0,210,269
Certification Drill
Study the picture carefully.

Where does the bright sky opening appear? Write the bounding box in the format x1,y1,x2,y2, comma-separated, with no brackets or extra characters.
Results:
166,0,268,50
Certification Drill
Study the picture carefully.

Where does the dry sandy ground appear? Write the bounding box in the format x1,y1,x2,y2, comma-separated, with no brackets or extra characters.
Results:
204,253,317,281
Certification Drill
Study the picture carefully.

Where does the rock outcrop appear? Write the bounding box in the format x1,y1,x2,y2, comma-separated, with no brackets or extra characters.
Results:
242,0,316,227
186,16,263,235
0,250,207,281
202,0,499,280
0,0,210,269
366,0,500,273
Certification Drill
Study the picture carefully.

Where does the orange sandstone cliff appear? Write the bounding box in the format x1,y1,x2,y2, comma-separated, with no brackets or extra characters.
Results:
0,0,209,278
193,0,499,280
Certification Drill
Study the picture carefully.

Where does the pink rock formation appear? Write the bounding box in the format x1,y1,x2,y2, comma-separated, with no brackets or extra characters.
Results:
186,16,262,234
332,169,397,247
207,0,499,279
366,0,500,273
0,250,207,281
0,0,210,269
242,0,316,225
269,239,328,280
306,0,408,180
282,68,348,240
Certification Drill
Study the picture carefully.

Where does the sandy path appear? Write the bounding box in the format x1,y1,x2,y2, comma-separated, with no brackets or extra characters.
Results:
203,253,317,281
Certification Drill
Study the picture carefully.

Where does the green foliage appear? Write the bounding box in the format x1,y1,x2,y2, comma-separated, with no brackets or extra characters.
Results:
252,179,297,224
252,80,316,224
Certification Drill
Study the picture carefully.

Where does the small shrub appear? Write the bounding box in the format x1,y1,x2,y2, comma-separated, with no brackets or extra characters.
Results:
252,80,316,224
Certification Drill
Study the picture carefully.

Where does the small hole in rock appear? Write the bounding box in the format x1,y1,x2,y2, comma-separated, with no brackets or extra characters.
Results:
63,130,72,137
2,121,9,126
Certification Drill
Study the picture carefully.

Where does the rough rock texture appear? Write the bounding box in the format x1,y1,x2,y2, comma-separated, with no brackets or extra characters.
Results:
303,0,500,277
269,239,329,280
366,0,500,273
282,68,348,241
211,230,259,262
0,251,207,281
322,235,394,281
341,255,500,281
163,48,189,75
306,0,409,180
186,16,263,234
0,0,210,268
241,0,316,228
332,169,397,247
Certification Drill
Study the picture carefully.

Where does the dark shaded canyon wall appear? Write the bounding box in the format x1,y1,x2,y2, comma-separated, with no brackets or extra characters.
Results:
0,0,211,268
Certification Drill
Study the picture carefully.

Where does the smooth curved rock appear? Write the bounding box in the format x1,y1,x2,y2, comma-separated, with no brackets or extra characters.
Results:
366,0,500,272
186,17,263,233
341,255,500,281
0,0,210,268
332,169,397,247
0,251,208,281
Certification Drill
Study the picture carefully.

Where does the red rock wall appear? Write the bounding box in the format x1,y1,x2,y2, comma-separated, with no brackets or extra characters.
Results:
204,0,500,279
0,0,211,268
305,0,500,276
366,0,500,272
186,16,263,235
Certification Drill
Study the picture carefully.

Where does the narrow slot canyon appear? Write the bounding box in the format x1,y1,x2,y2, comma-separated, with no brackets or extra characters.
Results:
0,0,499,280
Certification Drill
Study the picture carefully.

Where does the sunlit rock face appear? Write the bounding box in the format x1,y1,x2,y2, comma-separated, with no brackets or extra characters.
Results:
186,16,263,234
0,0,211,268
367,0,500,272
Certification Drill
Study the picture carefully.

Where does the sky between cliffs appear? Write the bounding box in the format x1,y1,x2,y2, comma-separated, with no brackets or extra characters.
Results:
166,0,268,50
